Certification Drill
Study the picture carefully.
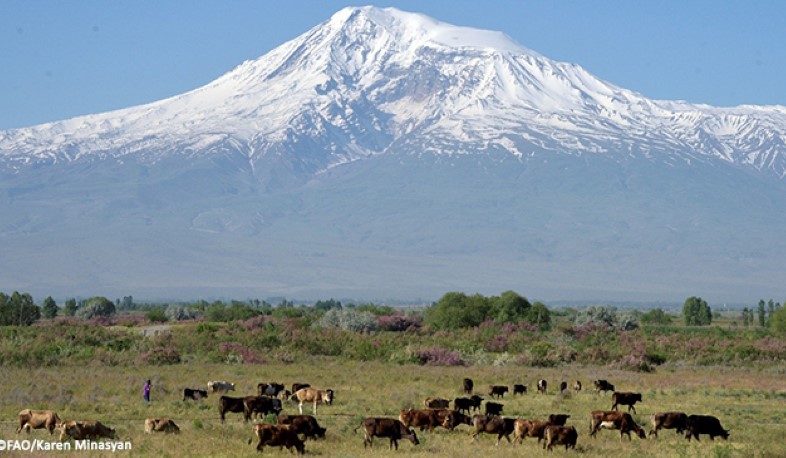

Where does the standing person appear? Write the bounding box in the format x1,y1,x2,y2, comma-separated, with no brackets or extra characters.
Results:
143,379,151,403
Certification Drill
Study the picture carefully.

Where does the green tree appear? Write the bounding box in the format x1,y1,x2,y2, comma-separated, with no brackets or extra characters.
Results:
640,308,673,325
490,290,532,323
770,305,786,335
76,296,116,319
63,298,78,317
0,291,40,326
758,299,766,327
424,292,490,330
683,296,711,326
527,301,552,330
42,296,58,319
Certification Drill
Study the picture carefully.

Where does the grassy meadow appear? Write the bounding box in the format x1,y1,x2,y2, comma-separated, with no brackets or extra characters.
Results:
2,360,786,457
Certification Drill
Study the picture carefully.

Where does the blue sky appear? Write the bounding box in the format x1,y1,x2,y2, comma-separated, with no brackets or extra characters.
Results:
2,0,785,130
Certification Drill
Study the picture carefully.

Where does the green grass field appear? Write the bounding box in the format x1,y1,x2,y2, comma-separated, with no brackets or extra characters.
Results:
2,360,786,457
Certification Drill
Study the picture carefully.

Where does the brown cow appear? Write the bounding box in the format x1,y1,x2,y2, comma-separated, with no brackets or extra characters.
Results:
649,412,688,438
252,423,305,455
277,414,327,440
440,410,473,430
399,409,440,432
513,419,551,445
17,409,60,435
59,420,117,441
218,395,247,423
424,397,450,409
472,415,515,445
544,425,578,451
589,410,646,440
244,396,283,421
144,418,180,434
358,417,419,450
294,387,334,415
463,378,474,394
488,385,509,399
611,392,643,414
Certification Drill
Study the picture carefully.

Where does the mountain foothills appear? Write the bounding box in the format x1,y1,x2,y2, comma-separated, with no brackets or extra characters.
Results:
1,6,785,302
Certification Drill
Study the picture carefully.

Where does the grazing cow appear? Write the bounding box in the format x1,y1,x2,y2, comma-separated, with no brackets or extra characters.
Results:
513,419,551,445
589,410,646,440
484,402,504,417
294,387,334,415
424,397,450,409
244,396,283,421
257,383,285,397
611,392,643,414
17,409,60,435
538,379,548,394
472,415,516,445
207,380,235,394
358,417,419,450
440,410,473,430
548,414,570,426
544,425,578,451
218,395,247,423
573,380,582,393
399,409,440,432
291,383,310,394
183,388,208,401
463,378,474,394
144,418,180,434
649,412,688,438
684,415,729,441
59,420,117,441
513,384,527,395
594,379,615,394
252,423,305,455
559,381,568,392
277,414,327,440
488,385,509,399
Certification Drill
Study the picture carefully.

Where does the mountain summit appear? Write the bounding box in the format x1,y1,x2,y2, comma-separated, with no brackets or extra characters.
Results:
1,6,785,302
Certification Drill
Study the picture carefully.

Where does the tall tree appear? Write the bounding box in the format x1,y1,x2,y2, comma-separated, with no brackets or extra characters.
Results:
42,296,58,319
63,298,78,316
683,296,711,326
758,299,767,327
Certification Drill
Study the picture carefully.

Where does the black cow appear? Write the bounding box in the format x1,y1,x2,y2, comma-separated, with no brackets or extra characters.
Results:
277,414,327,440
559,381,568,392
218,396,247,423
183,388,208,401
484,402,503,417
594,379,615,394
513,384,527,395
291,383,310,394
611,392,642,414
257,383,285,397
463,378,474,394
685,415,729,441
537,379,548,394
548,414,570,426
488,385,509,399
244,396,282,421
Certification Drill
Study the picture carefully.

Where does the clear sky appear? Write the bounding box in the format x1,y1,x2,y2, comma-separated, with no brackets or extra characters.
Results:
2,0,785,130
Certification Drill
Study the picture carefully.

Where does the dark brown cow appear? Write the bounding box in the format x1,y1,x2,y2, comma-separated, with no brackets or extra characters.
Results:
684,415,729,441
424,397,450,409
513,384,527,395
463,378,474,394
257,382,285,397
548,414,570,426
513,419,551,445
439,410,473,430
544,425,578,451
17,409,60,435
277,414,327,440
218,395,246,423
649,412,688,438
399,409,440,432
611,392,642,413
537,379,548,394
559,381,568,392
594,379,615,394
183,388,208,401
244,396,283,421
589,410,646,440
358,418,419,450
472,415,515,445
488,385,509,399
484,401,504,417
59,420,117,441
144,418,180,434
453,395,482,414
252,423,305,455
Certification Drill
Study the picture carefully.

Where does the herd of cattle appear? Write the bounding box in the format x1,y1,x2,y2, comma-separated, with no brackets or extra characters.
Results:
14,377,730,454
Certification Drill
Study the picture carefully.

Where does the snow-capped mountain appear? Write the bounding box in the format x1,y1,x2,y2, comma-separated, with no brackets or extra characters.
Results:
1,6,785,302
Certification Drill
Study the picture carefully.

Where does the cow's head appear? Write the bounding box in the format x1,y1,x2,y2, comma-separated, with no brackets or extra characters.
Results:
324,389,334,405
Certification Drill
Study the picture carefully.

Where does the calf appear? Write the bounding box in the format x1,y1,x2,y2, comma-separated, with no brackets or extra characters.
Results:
649,412,688,438
144,418,180,434
399,409,440,432
484,401,504,417
463,378,474,394
257,382,285,397
17,409,60,435
544,425,578,451
537,379,548,394
513,384,527,395
560,381,568,392
589,410,646,440
294,387,334,415
183,388,208,401
488,385,509,399
611,391,642,414
594,379,615,394
472,415,515,445
277,414,326,440
358,418,419,450
424,397,450,409
59,420,117,441
252,423,305,455
244,396,282,421
684,415,729,441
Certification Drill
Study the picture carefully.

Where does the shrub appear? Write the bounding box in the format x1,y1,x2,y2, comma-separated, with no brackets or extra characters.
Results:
376,314,421,332
146,309,168,323
313,308,378,333
76,297,116,320
416,347,465,366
